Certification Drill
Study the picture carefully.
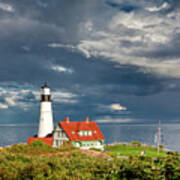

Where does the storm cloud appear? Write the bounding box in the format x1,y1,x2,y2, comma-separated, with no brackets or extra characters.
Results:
0,0,180,124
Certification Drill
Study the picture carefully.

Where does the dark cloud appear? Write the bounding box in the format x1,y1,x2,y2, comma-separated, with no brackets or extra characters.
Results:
106,1,137,12
140,33,180,60
0,0,179,124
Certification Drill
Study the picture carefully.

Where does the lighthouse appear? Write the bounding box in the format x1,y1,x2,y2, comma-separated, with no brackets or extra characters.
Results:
38,83,54,138
27,83,105,149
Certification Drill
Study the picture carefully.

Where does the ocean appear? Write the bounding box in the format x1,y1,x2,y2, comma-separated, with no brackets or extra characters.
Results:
0,123,180,152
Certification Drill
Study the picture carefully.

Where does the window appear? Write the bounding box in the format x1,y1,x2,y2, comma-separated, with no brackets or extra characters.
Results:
79,131,83,136
56,140,59,146
94,130,96,133
72,131,75,134
62,132,66,137
88,131,92,136
57,132,60,137
75,142,80,147
84,131,88,136
97,141,101,145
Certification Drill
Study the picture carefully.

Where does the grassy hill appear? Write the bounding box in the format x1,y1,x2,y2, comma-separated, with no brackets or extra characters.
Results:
0,140,180,180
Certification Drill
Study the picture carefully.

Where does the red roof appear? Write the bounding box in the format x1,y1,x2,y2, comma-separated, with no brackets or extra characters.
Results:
27,137,53,146
59,121,105,141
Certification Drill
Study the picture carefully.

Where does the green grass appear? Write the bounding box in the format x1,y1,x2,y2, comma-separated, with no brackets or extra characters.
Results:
105,144,168,158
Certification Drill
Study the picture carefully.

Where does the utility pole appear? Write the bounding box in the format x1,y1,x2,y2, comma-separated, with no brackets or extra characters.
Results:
157,120,161,156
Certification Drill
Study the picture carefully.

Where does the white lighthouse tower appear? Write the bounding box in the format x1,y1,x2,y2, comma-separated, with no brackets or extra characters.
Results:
38,83,54,137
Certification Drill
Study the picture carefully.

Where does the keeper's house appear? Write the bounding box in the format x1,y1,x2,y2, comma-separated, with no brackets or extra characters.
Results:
53,117,105,150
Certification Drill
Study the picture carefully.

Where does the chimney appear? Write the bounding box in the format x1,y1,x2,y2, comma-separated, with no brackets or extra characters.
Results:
85,117,89,123
65,117,70,123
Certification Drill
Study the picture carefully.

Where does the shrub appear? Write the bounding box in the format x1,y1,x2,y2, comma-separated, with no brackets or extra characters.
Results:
1,142,180,179
159,145,164,150
62,140,73,148
89,148,101,152
31,140,52,149
6,144,29,153
57,141,79,152
131,141,142,147
0,151,180,179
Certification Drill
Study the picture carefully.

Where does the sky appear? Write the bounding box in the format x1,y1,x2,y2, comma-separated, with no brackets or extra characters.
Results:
0,0,180,124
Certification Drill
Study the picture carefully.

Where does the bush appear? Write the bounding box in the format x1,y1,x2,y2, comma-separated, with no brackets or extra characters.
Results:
89,148,101,152
159,145,164,149
56,141,79,152
6,144,29,153
131,141,142,147
31,139,50,147
62,140,73,148
1,142,180,179
0,149,180,179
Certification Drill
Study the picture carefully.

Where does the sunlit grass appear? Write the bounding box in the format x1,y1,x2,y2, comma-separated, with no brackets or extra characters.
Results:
105,143,168,158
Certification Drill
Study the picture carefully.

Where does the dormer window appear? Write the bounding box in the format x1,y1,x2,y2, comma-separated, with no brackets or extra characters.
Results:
78,131,93,136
